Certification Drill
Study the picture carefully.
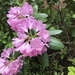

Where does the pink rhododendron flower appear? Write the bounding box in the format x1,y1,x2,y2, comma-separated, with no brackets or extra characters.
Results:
12,18,50,57
8,56,23,75
0,48,23,75
21,2,33,16
7,2,33,31
0,56,23,75
1,48,13,58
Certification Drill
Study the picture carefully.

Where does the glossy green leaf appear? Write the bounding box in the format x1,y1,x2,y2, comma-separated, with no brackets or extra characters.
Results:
49,30,62,35
46,24,51,29
49,37,64,50
33,13,48,20
37,52,49,69
33,5,38,13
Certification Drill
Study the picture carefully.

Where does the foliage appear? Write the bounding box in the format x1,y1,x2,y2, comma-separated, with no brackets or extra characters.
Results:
68,66,75,75
0,0,75,75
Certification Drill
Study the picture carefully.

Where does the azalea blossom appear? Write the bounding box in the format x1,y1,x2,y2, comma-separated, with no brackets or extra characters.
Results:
1,48,13,58
12,18,50,57
7,2,33,31
0,48,23,75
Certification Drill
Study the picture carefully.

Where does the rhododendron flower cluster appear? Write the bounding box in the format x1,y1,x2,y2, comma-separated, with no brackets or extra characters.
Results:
12,17,50,57
0,2,50,75
6,2,50,57
0,48,23,75
7,2,33,31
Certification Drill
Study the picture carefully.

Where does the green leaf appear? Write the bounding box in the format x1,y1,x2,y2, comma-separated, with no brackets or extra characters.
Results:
49,37,64,50
33,5,38,13
5,42,13,48
2,40,7,44
54,72,58,75
33,13,48,20
37,52,49,69
0,31,4,38
8,36,11,42
50,8,56,21
68,72,75,75
68,66,75,72
61,72,64,75
46,24,51,29
49,30,62,35
22,62,28,75
72,14,75,18
14,52,20,59
2,32,9,39
16,0,26,6
71,29,75,37
68,66,75,75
